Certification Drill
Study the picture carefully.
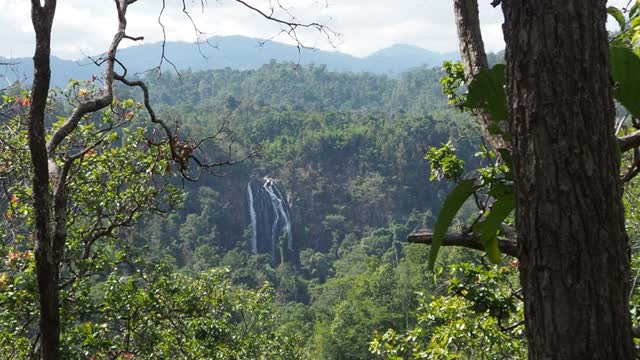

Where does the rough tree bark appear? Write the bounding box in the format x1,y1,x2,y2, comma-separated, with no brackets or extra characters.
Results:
501,0,635,357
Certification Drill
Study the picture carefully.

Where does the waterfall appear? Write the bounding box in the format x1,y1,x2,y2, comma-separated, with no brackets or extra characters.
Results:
247,182,258,254
268,180,294,251
263,179,294,252
246,177,294,262
264,179,281,259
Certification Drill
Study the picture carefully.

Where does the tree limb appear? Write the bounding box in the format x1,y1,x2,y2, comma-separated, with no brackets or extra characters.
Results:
618,130,640,153
455,0,489,79
46,0,131,157
28,1,60,358
232,0,339,54
454,0,509,151
408,230,519,258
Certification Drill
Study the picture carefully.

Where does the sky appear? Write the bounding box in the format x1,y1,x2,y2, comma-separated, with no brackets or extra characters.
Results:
0,0,631,60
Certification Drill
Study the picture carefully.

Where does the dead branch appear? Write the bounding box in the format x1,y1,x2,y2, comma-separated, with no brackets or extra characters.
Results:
408,229,519,258
619,129,640,153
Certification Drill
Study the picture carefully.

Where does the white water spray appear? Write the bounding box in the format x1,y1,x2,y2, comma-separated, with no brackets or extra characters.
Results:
247,177,294,259
247,182,258,254
270,182,294,251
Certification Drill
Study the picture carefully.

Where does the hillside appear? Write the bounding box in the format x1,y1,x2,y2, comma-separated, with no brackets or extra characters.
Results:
0,35,458,87
107,64,485,357
0,42,503,360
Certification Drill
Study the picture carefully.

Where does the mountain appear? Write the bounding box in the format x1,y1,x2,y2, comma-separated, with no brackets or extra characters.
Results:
0,35,459,87
362,44,458,74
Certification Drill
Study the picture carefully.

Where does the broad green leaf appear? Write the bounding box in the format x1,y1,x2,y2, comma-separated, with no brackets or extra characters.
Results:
608,6,627,31
464,64,507,125
429,179,477,269
497,148,513,172
488,182,513,199
473,193,515,263
610,46,640,119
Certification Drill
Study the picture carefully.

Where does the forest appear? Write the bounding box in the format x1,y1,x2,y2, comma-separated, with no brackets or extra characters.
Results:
1,60,494,359
2,0,640,359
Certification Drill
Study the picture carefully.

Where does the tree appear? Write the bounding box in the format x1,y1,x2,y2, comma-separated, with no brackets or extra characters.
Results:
414,0,640,357
21,1,333,358
0,93,183,358
371,263,525,359
503,1,635,356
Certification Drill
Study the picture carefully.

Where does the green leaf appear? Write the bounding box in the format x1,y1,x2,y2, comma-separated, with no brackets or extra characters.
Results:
608,6,627,31
497,149,512,171
429,180,477,269
610,46,640,119
464,64,507,123
488,182,513,199
474,194,515,263
631,1,640,20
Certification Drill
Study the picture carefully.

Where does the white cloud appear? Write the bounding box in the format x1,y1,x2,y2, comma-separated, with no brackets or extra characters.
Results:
0,0,631,59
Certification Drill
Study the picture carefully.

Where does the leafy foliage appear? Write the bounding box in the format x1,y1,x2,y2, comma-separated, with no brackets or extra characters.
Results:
611,46,640,119
0,62,511,358
464,65,507,125
425,142,466,182
63,267,307,359
370,263,525,360
429,180,477,269
439,61,466,106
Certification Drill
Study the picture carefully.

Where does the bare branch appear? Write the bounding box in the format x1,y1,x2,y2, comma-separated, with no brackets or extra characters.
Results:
113,73,254,181
46,0,133,157
619,129,640,153
179,1,218,59
154,0,181,76
112,73,182,163
232,0,339,53
408,230,519,258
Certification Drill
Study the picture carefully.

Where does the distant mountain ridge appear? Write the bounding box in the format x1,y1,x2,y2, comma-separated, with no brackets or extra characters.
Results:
0,35,458,88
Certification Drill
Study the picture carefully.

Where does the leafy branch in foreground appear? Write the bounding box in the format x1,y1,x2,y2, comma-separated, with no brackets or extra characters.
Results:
370,263,525,359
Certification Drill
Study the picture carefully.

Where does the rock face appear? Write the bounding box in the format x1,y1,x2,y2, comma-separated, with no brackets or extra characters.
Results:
247,177,294,263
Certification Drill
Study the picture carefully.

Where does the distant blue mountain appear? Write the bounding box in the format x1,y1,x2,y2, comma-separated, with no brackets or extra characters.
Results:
0,35,459,87
362,44,458,74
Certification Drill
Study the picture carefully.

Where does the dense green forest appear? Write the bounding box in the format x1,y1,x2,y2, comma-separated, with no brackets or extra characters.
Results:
4,55,640,359
5,1,640,359
118,63,494,357
1,61,528,358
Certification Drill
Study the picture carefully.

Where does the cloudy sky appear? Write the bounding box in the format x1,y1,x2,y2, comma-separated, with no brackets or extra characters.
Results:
0,0,630,59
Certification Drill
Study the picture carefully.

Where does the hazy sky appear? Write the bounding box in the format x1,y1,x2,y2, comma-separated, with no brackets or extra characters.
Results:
0,0,630,59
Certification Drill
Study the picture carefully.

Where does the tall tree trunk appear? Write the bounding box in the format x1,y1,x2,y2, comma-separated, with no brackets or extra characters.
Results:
454,0,509,151
502,0,635,357
29,2,59,359
454,0,488,80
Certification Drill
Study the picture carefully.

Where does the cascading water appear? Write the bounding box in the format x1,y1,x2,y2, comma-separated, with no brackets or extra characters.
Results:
264,179,294,252
247,182,258,254
247,177,294,262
